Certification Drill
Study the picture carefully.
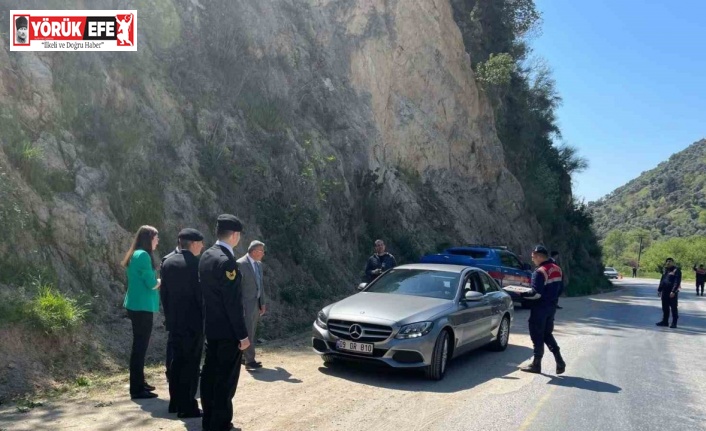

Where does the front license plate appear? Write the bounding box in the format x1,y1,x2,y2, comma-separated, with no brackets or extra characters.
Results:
336,339,373,355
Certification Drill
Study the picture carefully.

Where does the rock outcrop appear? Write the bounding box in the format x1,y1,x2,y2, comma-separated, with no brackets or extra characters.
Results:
0,0,542,394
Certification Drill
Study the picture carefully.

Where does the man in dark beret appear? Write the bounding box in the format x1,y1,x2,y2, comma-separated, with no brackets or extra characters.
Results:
161,228,205,417
161,229,192,394
199,215,250,431
15,16,29,44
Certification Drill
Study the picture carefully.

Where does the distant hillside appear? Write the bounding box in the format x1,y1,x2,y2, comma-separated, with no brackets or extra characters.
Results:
589,139,706,239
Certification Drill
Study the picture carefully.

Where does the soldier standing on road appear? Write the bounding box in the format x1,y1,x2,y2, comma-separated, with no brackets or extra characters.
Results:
364,239,397,283
199,214,250,431
657,258,681,328
692,264,705,296
161,228,205,418
161,238,181,392
632,266,637,278
520,245,566,375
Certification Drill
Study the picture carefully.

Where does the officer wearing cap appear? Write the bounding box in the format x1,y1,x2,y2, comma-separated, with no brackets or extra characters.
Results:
161,228,205,418
520,245,566,375
161,236,182,389
199,215,250,431
657,257,681,328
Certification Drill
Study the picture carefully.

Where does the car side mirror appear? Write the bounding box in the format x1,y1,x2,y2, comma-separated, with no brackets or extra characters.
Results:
464,290,484,301
357,283,367,291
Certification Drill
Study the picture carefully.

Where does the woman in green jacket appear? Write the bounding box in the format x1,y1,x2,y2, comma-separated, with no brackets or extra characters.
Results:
121,225,161,399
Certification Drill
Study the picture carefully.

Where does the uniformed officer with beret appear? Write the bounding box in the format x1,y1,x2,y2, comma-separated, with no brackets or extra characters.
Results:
520,245,566,375
199,215,250,431
161,228,205,418
161,235,182,401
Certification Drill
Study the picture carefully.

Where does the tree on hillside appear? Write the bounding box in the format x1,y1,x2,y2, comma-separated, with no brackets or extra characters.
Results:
450,0,608,293
640,236,706,272
588,139,706,239
603,230,627,262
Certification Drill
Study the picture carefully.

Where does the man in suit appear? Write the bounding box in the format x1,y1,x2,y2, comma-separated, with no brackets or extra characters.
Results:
161,228,205,418
199,214,250,431
237,240,268,370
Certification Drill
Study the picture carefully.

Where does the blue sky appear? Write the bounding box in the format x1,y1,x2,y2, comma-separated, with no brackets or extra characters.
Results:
532,0,706,202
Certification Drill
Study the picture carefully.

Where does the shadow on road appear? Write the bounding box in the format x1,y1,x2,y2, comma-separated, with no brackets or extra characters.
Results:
545,375,622,393
0,396,205,431
571,296,706,336
131,397,203,430
317,343,533,393
247,366,302,384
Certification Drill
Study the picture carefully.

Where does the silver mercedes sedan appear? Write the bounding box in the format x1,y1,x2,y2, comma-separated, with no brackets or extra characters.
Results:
312,264,514,380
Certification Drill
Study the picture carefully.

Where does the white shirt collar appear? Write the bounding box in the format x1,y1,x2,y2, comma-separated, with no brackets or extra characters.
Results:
215,240,234,258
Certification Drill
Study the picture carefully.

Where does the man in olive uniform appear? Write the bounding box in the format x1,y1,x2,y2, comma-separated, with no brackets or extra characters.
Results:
657,258,682,328
520,245,566,375
161,228,205,418
199,215,250,431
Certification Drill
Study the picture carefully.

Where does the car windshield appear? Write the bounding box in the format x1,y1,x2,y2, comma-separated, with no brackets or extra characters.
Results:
366,269,460,300
605,267,615,271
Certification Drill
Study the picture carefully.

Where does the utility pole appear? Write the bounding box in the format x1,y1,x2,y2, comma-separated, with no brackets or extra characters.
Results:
636,235,644,273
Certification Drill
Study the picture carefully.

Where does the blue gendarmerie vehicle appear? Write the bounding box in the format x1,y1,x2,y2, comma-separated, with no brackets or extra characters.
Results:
420,245,534,307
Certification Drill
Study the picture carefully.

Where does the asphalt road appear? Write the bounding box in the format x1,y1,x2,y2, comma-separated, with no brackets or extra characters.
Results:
1,278,705,431
504,278,706,431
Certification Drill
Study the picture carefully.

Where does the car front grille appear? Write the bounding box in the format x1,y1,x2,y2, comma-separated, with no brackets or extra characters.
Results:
327,319,393,343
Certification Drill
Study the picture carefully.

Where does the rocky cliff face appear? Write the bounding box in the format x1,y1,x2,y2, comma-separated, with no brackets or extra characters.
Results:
0,0,541,392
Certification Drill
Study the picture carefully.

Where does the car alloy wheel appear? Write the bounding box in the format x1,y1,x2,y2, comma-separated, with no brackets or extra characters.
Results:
499,317,509,347
425,330,450,380
488,315,510,352
441,335,449,374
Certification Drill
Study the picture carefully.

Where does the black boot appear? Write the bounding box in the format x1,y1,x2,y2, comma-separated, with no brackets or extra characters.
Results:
552,350,566,374
670,320,677,329
521,357,542,374
656,321,668,326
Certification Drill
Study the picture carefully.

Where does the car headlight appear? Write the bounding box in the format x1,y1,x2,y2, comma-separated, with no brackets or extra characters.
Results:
315,310,328,329
395,321,433,339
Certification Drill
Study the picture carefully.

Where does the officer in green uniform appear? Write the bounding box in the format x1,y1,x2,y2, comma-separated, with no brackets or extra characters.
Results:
198,215,250,431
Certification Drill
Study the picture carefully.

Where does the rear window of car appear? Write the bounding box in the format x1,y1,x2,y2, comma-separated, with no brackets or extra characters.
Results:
446,249,489,259
605,267,615,271
499,251,523,269
366,269,461,300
